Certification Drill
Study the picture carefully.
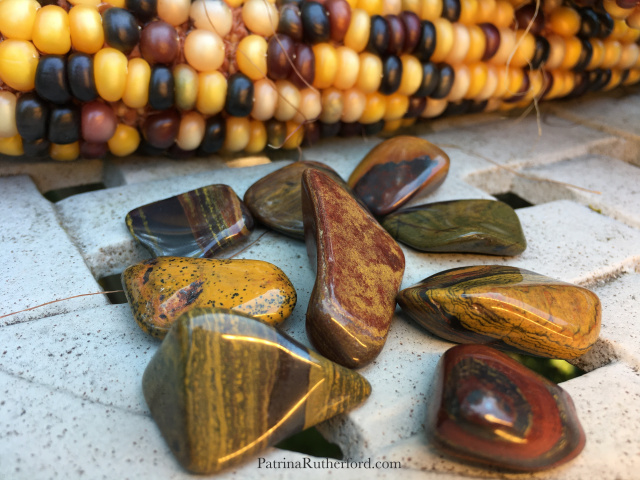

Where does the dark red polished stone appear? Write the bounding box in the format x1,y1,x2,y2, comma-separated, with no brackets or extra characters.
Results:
429,344,586,471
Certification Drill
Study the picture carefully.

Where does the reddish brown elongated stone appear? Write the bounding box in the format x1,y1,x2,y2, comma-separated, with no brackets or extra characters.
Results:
429,344,586,471
302,169,405,368
347,136,450,216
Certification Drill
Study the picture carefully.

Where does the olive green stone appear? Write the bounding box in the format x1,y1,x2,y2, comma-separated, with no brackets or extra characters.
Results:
382,199,526,256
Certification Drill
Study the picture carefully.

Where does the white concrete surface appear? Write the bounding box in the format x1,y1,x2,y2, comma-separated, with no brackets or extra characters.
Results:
0,157,104,193
1,91,640,480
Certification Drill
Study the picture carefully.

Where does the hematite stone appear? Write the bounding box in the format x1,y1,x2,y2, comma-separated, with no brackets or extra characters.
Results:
429,344,586,471
348,136,450,216
244,160,361,240
382,199,526,256
302,169,405,368
122,257,297,338
143,308,371,474
397,265,601,359
126,184,254,258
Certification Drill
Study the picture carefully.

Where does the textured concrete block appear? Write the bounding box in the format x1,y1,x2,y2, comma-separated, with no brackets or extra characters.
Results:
0,158,103,193
0,176,107,326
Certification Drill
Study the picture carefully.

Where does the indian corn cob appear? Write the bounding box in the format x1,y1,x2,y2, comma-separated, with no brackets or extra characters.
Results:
0,0,639,161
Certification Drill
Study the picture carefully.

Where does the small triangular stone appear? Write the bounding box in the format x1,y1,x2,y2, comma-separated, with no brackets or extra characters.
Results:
397,265,601,359
382,199,526,256
126,184,254,258
143,308,371,474
429,344,586,471
122,257,296,338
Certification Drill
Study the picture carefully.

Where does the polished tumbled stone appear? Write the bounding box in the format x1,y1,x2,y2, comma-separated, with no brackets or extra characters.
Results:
125,184,254,258
143,308,371,474
397,265,601,359
429,344,586,471
243,161,346,240
382,199,526,256
347,136,450,216
122,256,296,338
302,169,405,368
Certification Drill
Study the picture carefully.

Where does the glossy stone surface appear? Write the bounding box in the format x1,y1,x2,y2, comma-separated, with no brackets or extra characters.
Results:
429,344,586,471
397,265,601,359
122,257,297,338
244,161,346,240
143,308,371,474
382,200,526,256
302,169,405,368
126,184,254,258
347,136,450,216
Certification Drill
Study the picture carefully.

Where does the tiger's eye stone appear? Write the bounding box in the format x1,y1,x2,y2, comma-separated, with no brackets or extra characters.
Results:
397,265,601,359
244,160,357,240
348,136,450,216
382,200,526,256
302,169,405,368
429,344,586,471
122,256,297,338
126,184,254,258
143,308,371,474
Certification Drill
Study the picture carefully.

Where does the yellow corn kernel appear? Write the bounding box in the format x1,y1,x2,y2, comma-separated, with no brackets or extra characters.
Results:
510,30,536,68
334,46,360,90
548,6,581,35
275,79,301,121
176,111,206,151
600,40,623,69
545,34,565,70
382,119,403,134
293,88,322,124
383,93,409,121
223,117,251,152
68,0,101,5
475,0,496,22
587,38,605,69
458,0,478,25
620,21,640,43
560,36,582,70
32,5,70,54
225,0,244,6
105,0,126,6
94,48,128,102
251,78,278,121
283,121,304,149
0,39,39,91
490,28,516,66
108,124,140,156
421,98,447,118
465,62,489,99
448,23,471,64
245,120,267,153
357,0,382,15
604,0,633,20
312,43,338,89
0,0,40,40
190,0,233,36
402,0,420,14
173,64,199,111
319,87,344,123
506,67,525,97
476,65,498,100
0,134,23,156
341,88,366,123
401,118,416,128
493,66,510,97
157,0,191,26
382,0,402,15
122,58,151,109
627,9,640,30
618,43,640,70
447,64,471,101
623,69,640,86
430,18,454,63
184,29,225,72
344,8,370,53
50,142,80,161
610,19,627,40
419,0,443,20
465,25,486,62
603,69,623,91
356,52,383,93
544,70,564,99
493,0,514,28
398,54,422,96
359,92,386,124
196,71,227,115
0,91,18,138
242,0,279,36
236,34,268,80
69,5,104,54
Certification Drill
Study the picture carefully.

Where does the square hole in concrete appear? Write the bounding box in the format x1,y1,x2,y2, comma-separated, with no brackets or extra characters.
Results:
506,353,585,384
276,427,343,459
98,273,128,305
494,192,534,209
44,183,106,202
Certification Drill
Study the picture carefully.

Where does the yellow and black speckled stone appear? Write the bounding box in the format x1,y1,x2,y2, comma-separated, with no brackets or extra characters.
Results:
125,184,254,258
397,265,601,359
122,256,297,338
143,308,371,474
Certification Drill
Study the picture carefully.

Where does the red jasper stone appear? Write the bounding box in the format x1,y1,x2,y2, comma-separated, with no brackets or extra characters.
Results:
429,344,586,471
347,136,450,216
302,169,405,368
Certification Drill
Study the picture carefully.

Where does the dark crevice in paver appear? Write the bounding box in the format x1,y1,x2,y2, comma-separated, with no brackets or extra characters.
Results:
44,183,107,203
275,427,343,459
98,274,128,305
494,192,534,210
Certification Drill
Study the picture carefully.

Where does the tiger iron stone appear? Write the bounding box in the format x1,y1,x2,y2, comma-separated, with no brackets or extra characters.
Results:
243,161,348,240
122,257,296,338
347,136,450,216
397,265,601,359
143,308,371,474
302,169,405,368
382,200,526,256
126,184,254,258
429,344,586,471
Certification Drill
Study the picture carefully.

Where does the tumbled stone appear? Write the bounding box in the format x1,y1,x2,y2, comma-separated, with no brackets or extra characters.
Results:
397,265,601,359
243,161,346,240
429,344,586,471
143,308,371,474
382,199,526,256
125,184,254,258
302,169,405,368
122,257,296,338
347,136,450,216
